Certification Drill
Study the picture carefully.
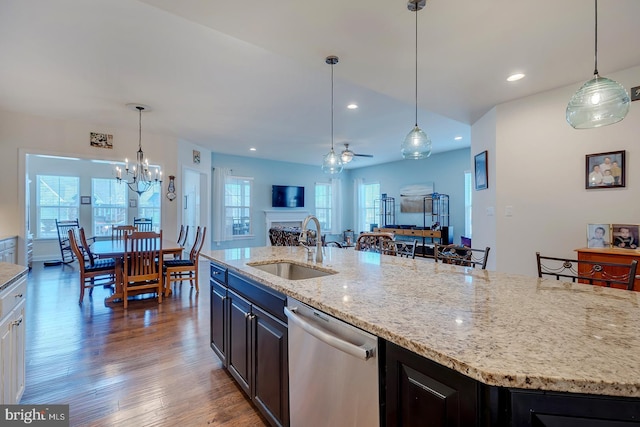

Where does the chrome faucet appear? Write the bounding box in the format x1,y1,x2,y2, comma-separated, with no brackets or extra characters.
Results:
299,215,323,263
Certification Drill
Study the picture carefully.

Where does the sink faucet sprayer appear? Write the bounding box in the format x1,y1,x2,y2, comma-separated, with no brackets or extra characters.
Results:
299,215,323,263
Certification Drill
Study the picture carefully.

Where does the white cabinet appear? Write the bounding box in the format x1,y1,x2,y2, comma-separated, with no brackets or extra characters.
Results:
0,237,18,265
0,274,26,404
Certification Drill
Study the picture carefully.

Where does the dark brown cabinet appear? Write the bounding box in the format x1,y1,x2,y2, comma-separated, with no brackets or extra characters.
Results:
385,341,480,427
510,389,640,426
209,263,228,366
210,264,289,427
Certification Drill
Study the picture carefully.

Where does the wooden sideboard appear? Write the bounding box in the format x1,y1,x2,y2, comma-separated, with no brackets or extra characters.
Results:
575,247,640,291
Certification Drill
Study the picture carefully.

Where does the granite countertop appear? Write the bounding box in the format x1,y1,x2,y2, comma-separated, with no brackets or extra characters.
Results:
201,246,640,398
0,262,28,292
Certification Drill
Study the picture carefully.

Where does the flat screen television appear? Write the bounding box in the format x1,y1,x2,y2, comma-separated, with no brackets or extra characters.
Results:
272,185,304,208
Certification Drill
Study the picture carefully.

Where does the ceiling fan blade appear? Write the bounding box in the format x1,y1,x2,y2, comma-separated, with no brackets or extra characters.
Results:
353,153,374,158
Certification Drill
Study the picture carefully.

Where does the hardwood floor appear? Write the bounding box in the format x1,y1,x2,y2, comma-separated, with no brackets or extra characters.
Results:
21,261,268,427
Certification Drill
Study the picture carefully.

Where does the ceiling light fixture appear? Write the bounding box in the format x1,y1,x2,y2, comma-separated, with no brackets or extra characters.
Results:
401,0,431,160
454,136,463,141
321,55,343,174
566,0,629,129
507,73,525,82
116,104,162,196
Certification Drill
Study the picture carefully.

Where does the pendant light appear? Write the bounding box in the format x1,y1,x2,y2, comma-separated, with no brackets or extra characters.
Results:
115,104,162,196
321,55,343,174
401,0,431,160
566,0,630,129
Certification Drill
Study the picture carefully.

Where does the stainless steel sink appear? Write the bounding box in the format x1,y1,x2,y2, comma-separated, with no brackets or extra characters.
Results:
247,261,337,280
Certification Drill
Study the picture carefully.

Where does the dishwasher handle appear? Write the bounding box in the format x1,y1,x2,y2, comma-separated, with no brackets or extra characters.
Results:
284,306,375,361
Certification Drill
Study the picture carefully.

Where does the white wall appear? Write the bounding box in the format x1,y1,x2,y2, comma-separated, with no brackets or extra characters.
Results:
0,108,181,265
472,65,640,276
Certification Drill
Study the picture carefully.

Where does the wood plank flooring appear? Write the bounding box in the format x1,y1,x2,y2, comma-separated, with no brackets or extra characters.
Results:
21,261,268,427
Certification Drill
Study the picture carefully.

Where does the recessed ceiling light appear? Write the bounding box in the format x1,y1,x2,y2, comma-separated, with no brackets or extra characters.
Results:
507,73,525,82
249,147,256,151
347,103,358,109
454,136,462,141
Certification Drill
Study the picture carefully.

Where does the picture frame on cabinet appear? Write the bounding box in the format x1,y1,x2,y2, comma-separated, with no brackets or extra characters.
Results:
585,150,625,189
612,224,639,250
587,223,610,248
474,150,488,191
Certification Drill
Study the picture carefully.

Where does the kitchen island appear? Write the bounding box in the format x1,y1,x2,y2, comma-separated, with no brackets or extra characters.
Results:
202,246,640,425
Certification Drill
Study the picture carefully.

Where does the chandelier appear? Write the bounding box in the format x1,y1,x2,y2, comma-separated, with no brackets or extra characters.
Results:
116,104,162,196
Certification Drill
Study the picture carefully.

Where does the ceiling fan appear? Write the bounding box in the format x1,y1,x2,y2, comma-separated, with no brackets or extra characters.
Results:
340,143,373,163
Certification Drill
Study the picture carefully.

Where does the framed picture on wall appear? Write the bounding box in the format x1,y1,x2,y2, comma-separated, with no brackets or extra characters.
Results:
474,150,488,190
80,196,91,205
585,150,625,189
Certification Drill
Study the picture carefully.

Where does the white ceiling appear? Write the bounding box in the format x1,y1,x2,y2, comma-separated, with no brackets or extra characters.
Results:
1,0,639,168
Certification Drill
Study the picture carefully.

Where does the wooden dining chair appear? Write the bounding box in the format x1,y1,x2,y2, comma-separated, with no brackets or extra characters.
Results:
122,231,163,308
68,229,116,303
536,252,637,290
133,217,153,232
163,226,206,295
177,225,189,247
434,244,491,269
112,225,137,240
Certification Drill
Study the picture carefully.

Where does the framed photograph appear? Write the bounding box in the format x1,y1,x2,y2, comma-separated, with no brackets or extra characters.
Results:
129,198,137,208
474,150,488,190
611,224,639,249
90,132,113,149
585,150,625,189
80,196,91,205
587,223,610,248
193,150,201,164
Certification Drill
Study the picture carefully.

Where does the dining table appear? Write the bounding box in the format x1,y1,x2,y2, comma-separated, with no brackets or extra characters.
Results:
92,238,183,303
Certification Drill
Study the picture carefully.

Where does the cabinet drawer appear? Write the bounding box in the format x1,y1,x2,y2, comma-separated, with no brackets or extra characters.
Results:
210,262,227,286
0,276,26,319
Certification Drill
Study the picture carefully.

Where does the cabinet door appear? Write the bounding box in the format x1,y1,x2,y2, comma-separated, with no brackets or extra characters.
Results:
227,289,251,395
510,389,640,426
385,341,479,427
11,300,25,403
210,281,228,366
0,309,11,404
252,304,289,427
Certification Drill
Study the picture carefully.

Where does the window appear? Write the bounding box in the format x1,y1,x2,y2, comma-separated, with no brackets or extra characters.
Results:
92,178,127,237
36,175,79,238
225,177,252,236
137,181,161,231
315,183,332,232
464,170,472,238
357,181,380,233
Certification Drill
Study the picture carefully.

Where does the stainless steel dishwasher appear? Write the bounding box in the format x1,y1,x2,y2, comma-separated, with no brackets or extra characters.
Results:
284,297,379,427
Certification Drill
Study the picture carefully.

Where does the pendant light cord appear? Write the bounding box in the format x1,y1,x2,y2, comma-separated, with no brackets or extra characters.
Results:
593,0,598,76
414,5,418,127
138,106,143,150
331,61,335,151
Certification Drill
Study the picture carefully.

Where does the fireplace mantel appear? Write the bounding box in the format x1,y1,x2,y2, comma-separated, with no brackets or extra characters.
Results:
264,210,309,245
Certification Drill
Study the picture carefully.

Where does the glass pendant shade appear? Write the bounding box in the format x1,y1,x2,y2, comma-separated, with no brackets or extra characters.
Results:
401,125,432,159
321,148,343,174
566,75,630,129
